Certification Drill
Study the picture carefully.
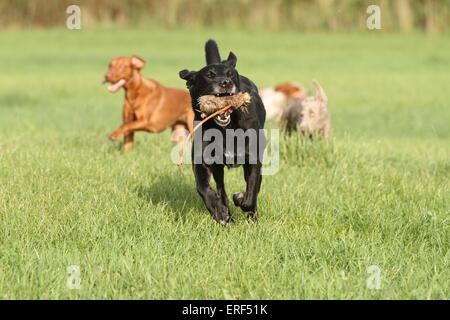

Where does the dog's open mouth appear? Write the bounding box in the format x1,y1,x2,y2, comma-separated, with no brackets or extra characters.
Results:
213,92,235,126
106,79,126,93
214,92,234,97
214,108,233,126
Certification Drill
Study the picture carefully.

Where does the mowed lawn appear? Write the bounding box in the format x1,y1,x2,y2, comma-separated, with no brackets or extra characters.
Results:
0,27,449,299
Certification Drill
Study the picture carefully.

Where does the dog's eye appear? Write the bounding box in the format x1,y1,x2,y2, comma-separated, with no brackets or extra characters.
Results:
207,71,216,79
226,70,233,77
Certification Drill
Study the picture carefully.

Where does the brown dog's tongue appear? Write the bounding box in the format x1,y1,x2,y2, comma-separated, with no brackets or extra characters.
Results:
107,79,126,93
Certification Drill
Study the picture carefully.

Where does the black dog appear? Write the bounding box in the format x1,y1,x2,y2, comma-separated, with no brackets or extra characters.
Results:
179,39,266,225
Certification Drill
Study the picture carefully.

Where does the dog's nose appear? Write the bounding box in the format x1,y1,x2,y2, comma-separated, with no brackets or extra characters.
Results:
220,79,232,88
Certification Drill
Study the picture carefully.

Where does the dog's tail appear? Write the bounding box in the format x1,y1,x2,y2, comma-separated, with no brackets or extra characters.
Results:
313,80,328,104
205,39,221,65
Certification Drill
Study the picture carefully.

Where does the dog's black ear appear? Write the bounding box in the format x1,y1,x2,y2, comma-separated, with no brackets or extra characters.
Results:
179,69,197,89
179,69,196,81
226,51,237,68
205,39,221,65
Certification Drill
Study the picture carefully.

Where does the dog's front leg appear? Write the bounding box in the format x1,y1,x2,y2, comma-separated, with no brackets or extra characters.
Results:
211,164,231,220
109,120,148,141
233,163,262,220
194,163,231,225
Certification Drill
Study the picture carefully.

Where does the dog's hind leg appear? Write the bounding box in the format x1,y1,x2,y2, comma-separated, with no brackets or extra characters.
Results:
122,102,135,152
123,132,134,152
194,164,231,225
171,124,189,143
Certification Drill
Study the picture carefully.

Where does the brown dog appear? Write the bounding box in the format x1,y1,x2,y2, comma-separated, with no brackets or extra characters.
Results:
274,82,307,100
104,55,194,152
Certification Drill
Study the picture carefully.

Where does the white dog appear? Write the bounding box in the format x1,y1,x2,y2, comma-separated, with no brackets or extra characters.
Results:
260,82,307,121
281,81,330,138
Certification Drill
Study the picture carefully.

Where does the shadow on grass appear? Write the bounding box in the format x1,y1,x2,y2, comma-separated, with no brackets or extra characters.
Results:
134,173,205,222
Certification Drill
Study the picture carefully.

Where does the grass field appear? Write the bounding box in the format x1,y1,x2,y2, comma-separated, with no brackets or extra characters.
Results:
0,27,449,299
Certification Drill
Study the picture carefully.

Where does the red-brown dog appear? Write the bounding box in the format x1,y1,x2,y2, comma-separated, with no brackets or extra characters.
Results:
104,55,194,152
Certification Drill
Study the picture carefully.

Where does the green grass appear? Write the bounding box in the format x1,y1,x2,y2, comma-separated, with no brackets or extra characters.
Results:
0,27,449,299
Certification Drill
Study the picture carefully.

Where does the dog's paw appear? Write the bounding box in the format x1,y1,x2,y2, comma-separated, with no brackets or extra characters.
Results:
109,131,123,141
232,192,244,207
214,204,232,226
247,211,258,223
233,192,256,213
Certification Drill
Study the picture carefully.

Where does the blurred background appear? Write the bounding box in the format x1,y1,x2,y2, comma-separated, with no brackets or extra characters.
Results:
1,0,450,34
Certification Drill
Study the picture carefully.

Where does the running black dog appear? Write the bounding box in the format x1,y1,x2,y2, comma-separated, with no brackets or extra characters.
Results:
179,39,266,225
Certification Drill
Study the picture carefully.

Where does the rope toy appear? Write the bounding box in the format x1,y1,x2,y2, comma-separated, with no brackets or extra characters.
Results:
177,92,252,167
